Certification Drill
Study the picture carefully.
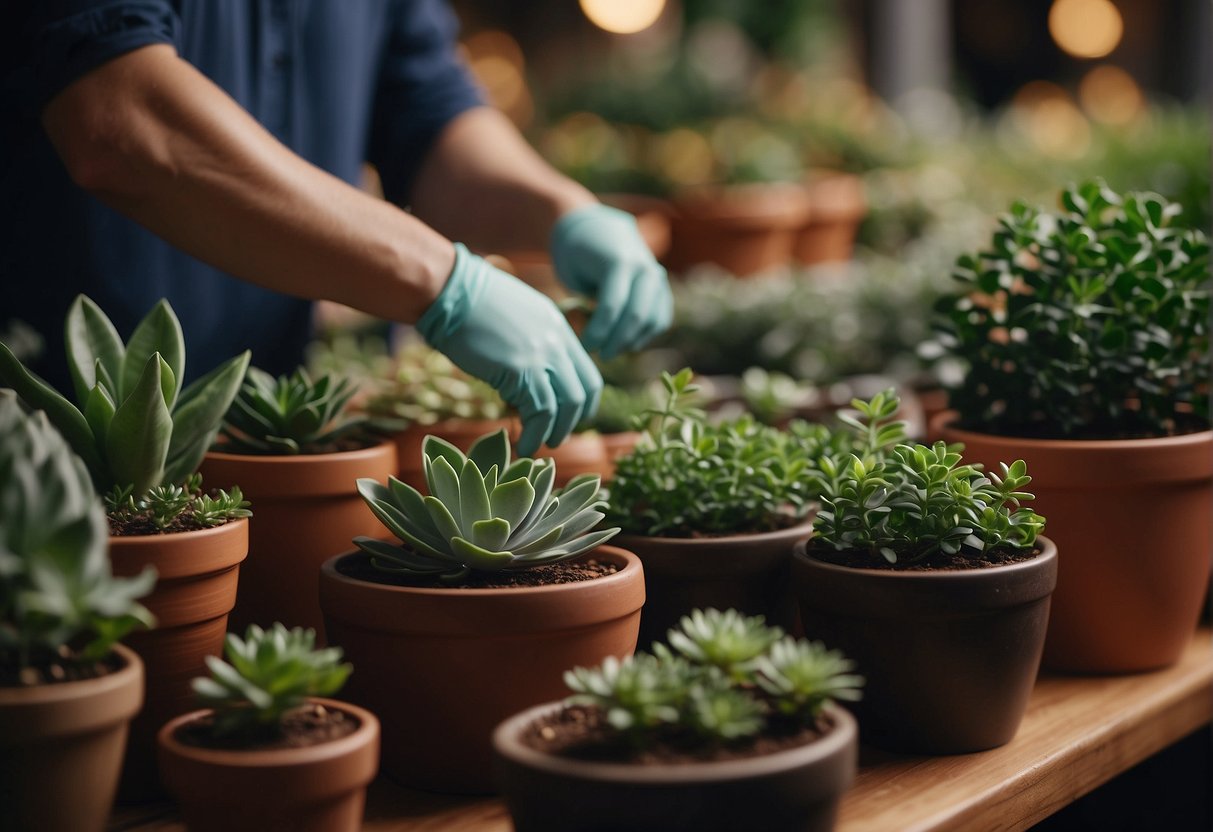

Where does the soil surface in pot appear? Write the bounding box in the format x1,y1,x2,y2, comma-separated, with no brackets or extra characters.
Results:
174,702,360,751
336,551,619,589
522,704,832,765
0,649,122,687
108,512,243,537
806,544,1040,571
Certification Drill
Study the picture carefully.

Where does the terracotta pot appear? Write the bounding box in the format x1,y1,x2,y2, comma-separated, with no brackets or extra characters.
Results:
936,415,1213,673
199,441,396,637
109,520,248,800
667,183,812,277
390,418,519,490
793,537,1057,754
493,700,856,832
0,645,143,832
617,521,814,648
601,430,643,462
598,193,674,261
535,431,611,486
794,173,866,266
158,698,379,832
319,545,645,794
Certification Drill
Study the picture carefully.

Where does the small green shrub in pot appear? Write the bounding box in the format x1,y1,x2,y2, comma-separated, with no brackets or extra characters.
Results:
492,608,862,832
158,624,379,832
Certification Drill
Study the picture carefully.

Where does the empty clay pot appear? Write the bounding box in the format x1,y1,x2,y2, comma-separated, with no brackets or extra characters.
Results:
319,545,645,794
158,698,379,832
493,700,856,832
935,415,1213,673
535,431,611,487
389,419,519,491
792,537,1057,754
794,172,866,265
0,645,143,832
199,441,396,637
109,519,248,800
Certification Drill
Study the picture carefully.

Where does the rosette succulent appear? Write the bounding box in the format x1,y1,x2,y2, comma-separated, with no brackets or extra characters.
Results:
220,366,366,454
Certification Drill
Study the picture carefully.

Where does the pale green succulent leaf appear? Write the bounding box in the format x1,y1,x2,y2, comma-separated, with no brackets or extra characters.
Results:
106,353,172,494
467,428,510,476
471,517,511,551
121,299,184,405
423,495,462,544
489,475,535,532
449,536,514,571
82,382,116,453
427,455,462,527
65,295,125,405
458,458,491,530
422,434,465,474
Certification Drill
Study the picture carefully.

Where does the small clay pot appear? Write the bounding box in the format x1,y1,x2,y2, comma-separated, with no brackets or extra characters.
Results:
617,521,814,648
0,644,143,832
667,183,812,277
158,698,379,832
109,520,248,800
390,418,519,490
794,173,866,266
319,545,645,794
935,415,1213,673
598,193,674,261
493,700,857,832
792,537,1058,754
601,430,643,462
535,431,611,487
199,441,396,637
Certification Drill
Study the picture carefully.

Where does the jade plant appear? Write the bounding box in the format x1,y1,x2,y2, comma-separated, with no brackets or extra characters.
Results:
936,179,1210,438
220,366,367,454
0,296,250,499
0,392,155,679
563,608,862,748
354,429,619,583
361,338,506,431
192,623,352,738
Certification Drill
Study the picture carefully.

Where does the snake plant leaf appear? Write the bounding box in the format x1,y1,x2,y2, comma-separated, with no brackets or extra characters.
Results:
489,475,534,532
449,536,514,570
458,458,492,530
121,299,184,407
162,350,250,485
106,353,172,495
82,382,116,457
471,517,511,551
65,295,125,405
468,428,510,476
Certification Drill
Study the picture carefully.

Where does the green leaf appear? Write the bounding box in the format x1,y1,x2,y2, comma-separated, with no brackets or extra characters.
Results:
106,353,173,494
422,435,465,473
64,295,125,405
467,429,510,476
427,456,462,527
82,382,116,453
449,536,514,571
163,351,249,484
471,517,511,551
458,458,491,530
121,299,185,406
489,475,535,532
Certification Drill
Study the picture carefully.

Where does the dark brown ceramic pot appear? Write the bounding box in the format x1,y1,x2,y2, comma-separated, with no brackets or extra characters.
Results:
535,431,611,487
936,415,1213,673
794,172,866,266
792,537,1057,754
493,700,857,832
667,184,812,276
318,545,645,794
199,441,396,637
390,418,519,490
0,644,143,831
109,520,248,800
158,698,379,832
617,522,814,648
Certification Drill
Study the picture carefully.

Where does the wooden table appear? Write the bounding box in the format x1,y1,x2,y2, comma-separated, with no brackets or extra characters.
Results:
110,629,1212,832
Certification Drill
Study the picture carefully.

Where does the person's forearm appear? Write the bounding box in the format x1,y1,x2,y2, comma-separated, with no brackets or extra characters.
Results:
408,107,596,254
42,44,453,324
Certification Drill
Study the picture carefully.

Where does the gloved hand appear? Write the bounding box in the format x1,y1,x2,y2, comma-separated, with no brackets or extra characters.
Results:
417,243,603,455
550,203,673,360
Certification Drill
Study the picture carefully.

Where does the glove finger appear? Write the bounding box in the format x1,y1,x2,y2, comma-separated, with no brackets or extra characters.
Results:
629,266,674,350
546,356,589,449
602,267,664,359
580,267,631,352
570,341,604,420
512,369,557,458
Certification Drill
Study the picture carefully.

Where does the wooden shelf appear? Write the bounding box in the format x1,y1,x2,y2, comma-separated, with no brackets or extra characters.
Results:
110,629,1212,832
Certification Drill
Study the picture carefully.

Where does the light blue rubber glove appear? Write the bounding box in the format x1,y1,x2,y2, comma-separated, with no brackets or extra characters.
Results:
417,244,603,455
550,204,674,360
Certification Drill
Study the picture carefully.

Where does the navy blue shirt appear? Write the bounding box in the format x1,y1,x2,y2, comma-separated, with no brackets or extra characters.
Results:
2,0,483,391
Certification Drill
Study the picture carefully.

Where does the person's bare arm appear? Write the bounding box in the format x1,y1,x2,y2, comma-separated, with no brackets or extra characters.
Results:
408,106,596,253
42,44,454,324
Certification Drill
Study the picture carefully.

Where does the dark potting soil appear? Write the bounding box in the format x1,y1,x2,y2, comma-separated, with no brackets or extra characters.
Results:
338,550,619,589
175,702,359,751
0,647,122,688
953,412,1210,441
807,543,1041,571
521,704,832,765
108,511,240,537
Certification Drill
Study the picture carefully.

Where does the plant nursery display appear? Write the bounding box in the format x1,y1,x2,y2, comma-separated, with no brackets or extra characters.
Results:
0,393,154,832
934,180,1211,672
320,428,644,792
793,411,1056,752
493,607,861,832
201,366,396,636
159,624,379,832
0,295,251,797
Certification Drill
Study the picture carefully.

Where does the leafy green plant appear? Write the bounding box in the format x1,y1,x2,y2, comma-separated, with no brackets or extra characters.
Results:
739,367,819,426
354,429,619,583
811,441,1045,567
220,366,367,454
937,180,1210,438
564,608,861,748
192,623,351,738
361,338,506,431
0,392,155,674
0,296,250,498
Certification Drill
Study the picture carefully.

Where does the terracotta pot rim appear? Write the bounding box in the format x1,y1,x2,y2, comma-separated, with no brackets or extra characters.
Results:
615,520,815,549
205,438,396,467
932,412,1213,451
673,184,812,226
493,700,855,785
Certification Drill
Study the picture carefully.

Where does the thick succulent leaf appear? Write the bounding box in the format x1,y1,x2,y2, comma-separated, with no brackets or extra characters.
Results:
516,527,619,562
471,517,511,551
511,524,564,555
500,458,535,484
122,299,184,406
489,475,535,532
368,497,451,558
354,536,452,572
543,477,604,529
550,509,606,546
467,429,510,476
423,434,465,474
459,458,491,531
82,382,116,457
65,295,125,404
423,495,462,543
387,476,442,536
517,460,556,532
163,351,249,484
106,353,172,493
449,536,514,571
427,456,462,527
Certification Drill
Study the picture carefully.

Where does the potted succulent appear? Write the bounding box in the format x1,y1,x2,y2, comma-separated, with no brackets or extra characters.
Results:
0,295,251,796
0,393,155,831
493,608,861,832
794,171,867,266
933,180,1211,672
319,429,644,793
158,624,379,832
792,421,1056,753
200,366,396,636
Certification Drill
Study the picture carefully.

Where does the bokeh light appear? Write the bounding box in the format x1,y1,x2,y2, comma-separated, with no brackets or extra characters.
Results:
1078,64,1145,125
1009,81,1092,159
579,0,666,35
1048,0,1124,59
463,30,532,126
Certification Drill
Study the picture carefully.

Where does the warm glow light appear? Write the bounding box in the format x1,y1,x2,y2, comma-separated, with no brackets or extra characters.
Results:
1010,81,1091,159
462,31,532,127
580,0,666,35
1078,64,1144,124
1048,0,1123,59
652,128,714,186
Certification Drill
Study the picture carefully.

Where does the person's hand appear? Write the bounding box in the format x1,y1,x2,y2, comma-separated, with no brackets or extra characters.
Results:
417,244,603,455
550,203,673,360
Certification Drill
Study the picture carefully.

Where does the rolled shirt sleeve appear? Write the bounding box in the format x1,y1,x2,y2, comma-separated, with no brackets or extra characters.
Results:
368,0,485,205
